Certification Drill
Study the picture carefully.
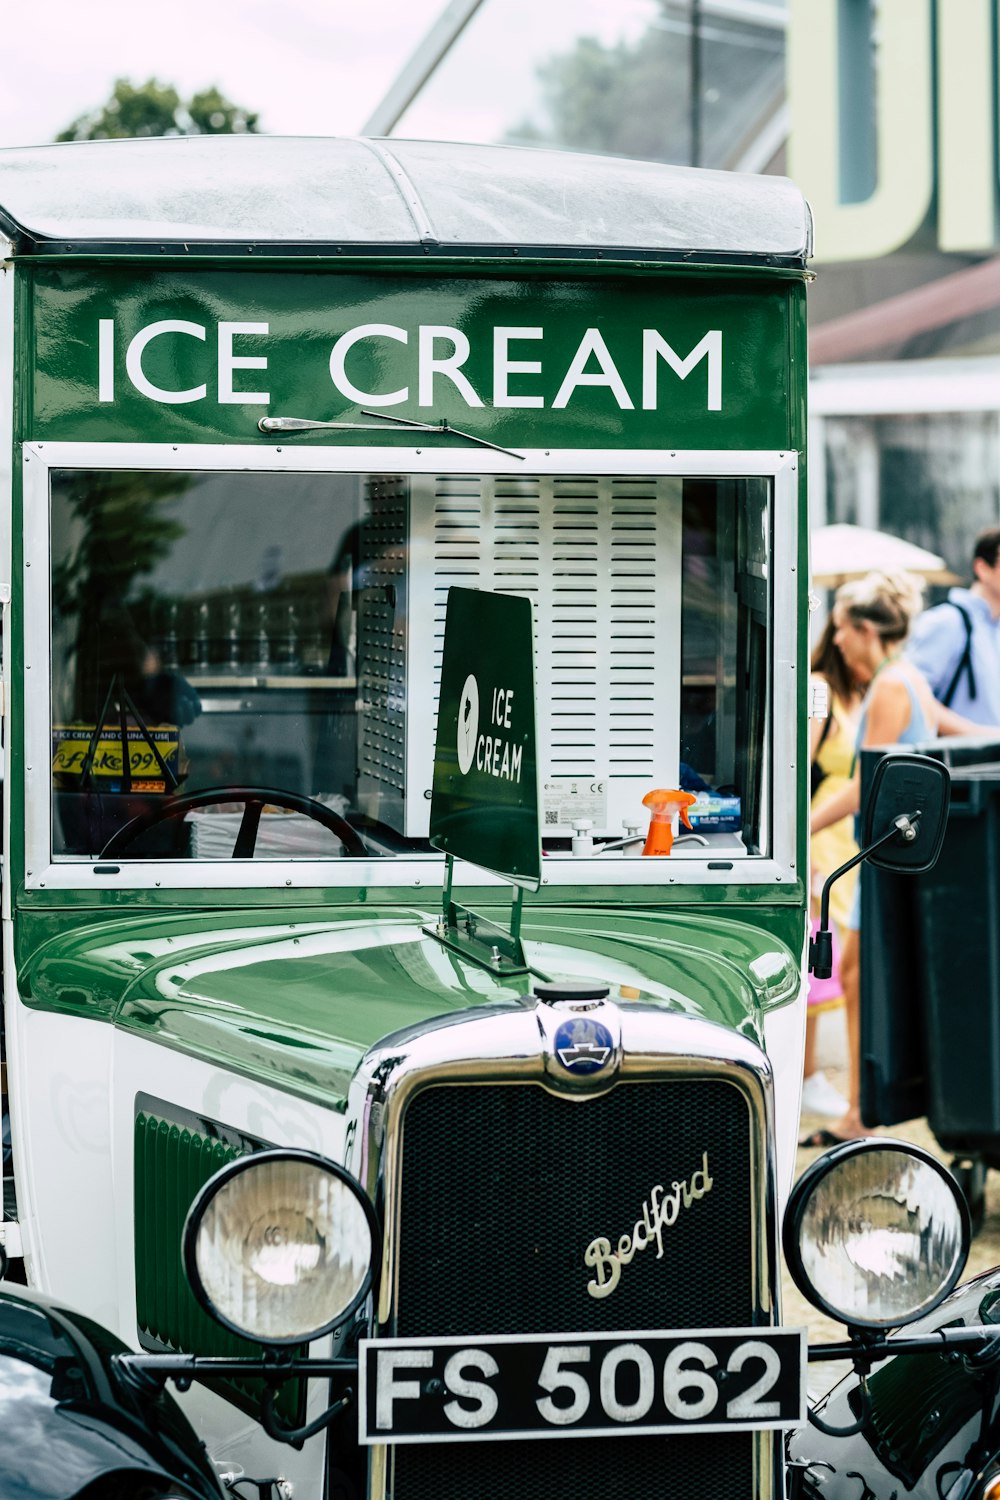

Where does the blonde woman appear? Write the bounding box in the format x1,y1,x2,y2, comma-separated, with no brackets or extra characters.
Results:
801,617,862,1118
806,571,980,1144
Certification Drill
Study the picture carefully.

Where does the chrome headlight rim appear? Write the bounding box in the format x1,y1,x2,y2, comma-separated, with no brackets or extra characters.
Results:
782,1136,971,1330
182,1148,382,1347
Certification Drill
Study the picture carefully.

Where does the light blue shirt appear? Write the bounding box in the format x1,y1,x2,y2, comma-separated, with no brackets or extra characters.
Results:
906,587,1000,725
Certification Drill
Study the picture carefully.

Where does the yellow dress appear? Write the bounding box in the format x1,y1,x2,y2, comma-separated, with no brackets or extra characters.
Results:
809,698,860,1007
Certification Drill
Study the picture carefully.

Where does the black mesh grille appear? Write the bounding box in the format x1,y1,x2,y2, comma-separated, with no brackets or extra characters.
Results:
390,1077,757,1499
396,1079,753,1337
390,1431,752,1500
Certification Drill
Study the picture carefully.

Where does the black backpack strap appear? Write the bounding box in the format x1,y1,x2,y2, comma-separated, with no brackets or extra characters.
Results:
810,710,834,798
941,601,976,707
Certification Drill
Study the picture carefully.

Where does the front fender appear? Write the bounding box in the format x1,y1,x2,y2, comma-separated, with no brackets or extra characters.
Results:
789,1267,1000,1499
0,1281,222,1499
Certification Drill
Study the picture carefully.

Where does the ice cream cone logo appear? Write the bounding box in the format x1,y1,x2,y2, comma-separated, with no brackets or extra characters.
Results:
457,673,479,774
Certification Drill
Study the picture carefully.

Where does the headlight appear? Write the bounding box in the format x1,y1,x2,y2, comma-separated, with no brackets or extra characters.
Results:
183,1150,380,1345
783,1138,969,1329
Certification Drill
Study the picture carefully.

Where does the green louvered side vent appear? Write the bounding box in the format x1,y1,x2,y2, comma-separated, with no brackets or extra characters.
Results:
134,1107,303,1424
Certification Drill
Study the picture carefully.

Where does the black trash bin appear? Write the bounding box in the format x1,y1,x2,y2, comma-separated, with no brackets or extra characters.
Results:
861,740,1000,1228
915,765,1000,1135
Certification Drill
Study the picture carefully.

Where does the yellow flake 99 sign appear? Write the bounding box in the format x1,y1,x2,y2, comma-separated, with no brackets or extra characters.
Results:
52,724,180,792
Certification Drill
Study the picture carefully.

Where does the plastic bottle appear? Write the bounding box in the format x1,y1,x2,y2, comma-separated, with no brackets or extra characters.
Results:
641,789,698,856
277,602,300,673
192,601,211,671
161,600,179,671
226,599,242,672
254,601,271,673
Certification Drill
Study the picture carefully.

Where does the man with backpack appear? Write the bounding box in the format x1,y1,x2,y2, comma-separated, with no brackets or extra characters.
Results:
906,526,1000,726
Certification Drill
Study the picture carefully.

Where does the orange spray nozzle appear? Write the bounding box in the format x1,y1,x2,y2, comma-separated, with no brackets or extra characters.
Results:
641,788,697,856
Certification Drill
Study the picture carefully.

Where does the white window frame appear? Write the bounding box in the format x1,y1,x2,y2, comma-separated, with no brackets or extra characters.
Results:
22,441,800,892
0,240,12,924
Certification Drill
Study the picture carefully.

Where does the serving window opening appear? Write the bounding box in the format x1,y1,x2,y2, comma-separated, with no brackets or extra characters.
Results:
47,467,771,869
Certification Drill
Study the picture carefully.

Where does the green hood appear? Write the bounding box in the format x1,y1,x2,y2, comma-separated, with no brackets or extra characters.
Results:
20,905,800,1109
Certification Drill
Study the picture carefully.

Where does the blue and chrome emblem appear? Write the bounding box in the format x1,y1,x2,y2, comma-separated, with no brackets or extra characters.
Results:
553,1017,615,1074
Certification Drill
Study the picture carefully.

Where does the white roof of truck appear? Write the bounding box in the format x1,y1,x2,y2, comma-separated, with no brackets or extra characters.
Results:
0,135,810,265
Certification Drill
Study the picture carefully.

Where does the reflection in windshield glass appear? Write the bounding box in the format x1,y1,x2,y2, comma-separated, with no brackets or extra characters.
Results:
49,469,770,865
399,0,785,174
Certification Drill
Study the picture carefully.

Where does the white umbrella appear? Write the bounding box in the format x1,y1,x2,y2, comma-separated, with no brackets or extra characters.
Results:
811,523,960,588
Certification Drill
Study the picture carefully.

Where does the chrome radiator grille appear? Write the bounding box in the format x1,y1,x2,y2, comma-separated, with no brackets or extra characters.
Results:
387,1076,757,1500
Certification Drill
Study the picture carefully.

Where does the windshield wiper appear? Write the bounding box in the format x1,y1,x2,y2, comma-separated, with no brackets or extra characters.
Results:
258,409,525,459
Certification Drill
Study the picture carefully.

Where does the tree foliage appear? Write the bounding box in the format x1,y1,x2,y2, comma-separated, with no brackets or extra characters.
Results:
510,20,691,164
52,472,189,716
56,77,259,142
508,3,785,170
185,85,259,136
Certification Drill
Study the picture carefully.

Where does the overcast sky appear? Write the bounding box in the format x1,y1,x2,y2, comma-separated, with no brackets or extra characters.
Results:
0,0,655,150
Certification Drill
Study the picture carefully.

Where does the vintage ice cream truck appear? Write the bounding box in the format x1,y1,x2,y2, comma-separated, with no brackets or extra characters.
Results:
0,136,989,1500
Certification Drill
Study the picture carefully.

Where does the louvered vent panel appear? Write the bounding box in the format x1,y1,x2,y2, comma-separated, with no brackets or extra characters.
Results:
430,476,491,731
357,477,409,829
405,474,681,837
607,478,662,777
133,1107,302,1423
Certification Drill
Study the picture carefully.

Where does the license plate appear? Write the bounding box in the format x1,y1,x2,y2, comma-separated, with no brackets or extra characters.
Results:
359,1327,805,1443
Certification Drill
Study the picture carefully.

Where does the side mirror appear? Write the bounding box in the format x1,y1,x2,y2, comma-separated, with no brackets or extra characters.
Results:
861,752,951,873
810,752,951,978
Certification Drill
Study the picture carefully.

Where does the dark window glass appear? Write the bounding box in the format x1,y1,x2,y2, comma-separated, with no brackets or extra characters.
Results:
49,469,770,864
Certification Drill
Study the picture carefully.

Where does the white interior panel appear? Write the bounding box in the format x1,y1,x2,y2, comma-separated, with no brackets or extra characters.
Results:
376,473,683,837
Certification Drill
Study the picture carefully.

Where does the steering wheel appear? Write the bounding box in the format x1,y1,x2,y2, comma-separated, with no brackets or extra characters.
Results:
99,786,369,859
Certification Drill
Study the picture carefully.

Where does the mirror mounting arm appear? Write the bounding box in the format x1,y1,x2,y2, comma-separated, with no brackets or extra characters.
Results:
260,1382,354,1450
811,812,921,977
809,1325,1000,1363
113,1351,358,1390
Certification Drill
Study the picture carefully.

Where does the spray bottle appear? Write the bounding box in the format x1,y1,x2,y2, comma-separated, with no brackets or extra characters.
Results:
641,788,698,856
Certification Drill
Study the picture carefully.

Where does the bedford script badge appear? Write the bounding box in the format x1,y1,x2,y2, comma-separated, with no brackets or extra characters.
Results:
584,1154,714,1298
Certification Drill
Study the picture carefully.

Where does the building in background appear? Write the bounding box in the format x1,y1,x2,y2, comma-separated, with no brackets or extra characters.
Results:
374,0,1000,597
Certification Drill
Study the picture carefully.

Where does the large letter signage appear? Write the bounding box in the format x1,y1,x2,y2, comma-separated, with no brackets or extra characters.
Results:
35,270,788,446
936,0,996,252
789,0,1000,260
788,0,933,262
